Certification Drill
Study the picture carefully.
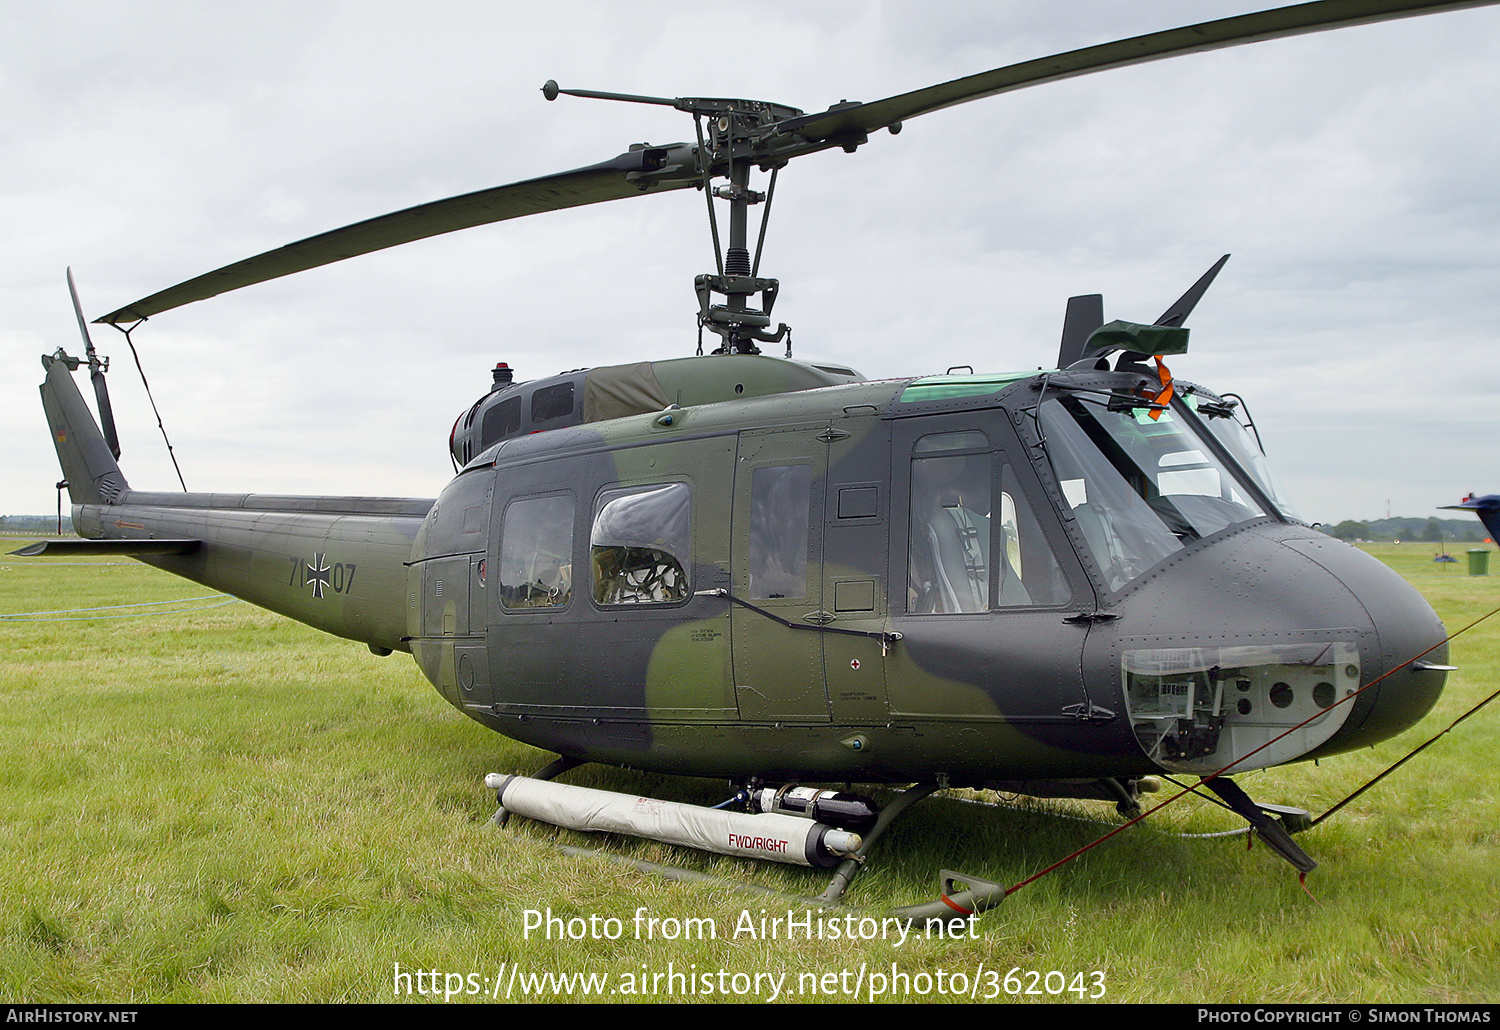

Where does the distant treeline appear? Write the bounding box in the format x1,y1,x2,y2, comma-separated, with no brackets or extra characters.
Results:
0,515,59,533
1321,516,1488,544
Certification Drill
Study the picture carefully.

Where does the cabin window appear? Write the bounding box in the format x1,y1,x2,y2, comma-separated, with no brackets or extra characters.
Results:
498,494,574,609
907,433,1071,613
908,435,992,613
482,395,522,446
748,464,811,599
590,483,692,605
997,464,1071,607
531,382,574,425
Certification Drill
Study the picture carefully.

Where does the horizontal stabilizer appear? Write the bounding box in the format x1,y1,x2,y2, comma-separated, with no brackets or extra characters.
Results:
10,538,202,557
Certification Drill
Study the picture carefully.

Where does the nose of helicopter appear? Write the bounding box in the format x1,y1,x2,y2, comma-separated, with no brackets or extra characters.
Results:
1277,534,1449,758
1111,527,1447,774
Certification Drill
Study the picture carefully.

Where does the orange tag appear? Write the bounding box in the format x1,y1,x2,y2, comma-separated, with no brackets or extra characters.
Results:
1147,356,1174,420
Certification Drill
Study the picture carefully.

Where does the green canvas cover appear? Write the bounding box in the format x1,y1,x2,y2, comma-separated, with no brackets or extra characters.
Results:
1084,320,1190,357
582,361,672,423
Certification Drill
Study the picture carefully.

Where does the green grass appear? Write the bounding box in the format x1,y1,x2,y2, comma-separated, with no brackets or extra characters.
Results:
1,545,1497,1003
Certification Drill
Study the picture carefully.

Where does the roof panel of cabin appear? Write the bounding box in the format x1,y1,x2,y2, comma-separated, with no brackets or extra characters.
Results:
898,372,1035,404
648,355,864,409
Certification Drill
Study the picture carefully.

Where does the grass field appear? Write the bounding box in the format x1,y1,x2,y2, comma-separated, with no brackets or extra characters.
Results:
1,538,1496,1004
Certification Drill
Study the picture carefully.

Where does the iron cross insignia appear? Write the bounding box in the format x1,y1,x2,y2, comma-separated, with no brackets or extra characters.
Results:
306,553,332,598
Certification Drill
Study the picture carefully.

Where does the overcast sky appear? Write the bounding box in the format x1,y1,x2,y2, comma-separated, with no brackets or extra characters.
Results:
4,1,1499,527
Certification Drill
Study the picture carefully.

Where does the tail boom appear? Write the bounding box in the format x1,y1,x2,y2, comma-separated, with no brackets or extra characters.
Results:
34,349,432,653
71,492,431,652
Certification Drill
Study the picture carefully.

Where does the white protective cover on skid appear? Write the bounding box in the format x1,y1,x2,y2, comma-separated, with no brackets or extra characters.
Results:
497,775,835,867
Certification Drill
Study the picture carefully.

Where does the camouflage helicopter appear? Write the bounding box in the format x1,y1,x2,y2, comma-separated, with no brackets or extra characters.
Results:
23,0,1491,916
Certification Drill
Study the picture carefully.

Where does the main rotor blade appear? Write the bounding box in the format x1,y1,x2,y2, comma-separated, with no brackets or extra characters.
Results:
1155,254,1231,328
1057,294,1105,369
783,0,1498,142
95,0,1499,325
95,148,695,325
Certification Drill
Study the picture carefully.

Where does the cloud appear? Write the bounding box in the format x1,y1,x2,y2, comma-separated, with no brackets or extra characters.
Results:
4,1,1499,524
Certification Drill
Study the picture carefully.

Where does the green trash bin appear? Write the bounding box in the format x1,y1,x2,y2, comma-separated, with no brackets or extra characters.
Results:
1467,549,1490,576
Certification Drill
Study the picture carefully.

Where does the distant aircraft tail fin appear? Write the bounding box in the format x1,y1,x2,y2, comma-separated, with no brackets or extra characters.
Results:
1439,494,1500,546
39,350,129,508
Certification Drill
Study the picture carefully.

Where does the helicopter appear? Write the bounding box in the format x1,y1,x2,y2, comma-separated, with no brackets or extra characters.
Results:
20,0,1494,917
1442,495,1500,545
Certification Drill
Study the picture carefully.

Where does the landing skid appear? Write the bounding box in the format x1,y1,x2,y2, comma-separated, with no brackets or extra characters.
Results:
1203,776,1317,874
484,758,1316,918
486,758,1005,923
492,754,582,828
814,782,1009,921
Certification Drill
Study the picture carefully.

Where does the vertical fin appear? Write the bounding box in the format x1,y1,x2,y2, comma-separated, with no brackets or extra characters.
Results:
40,351,129,507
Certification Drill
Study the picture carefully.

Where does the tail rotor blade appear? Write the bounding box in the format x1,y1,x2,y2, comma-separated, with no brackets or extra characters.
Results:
66,268,95,354
89,367,121,461
66,268,121,459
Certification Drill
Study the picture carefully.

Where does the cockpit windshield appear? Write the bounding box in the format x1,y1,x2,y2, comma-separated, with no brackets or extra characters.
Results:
1040,395,1271,591
1185,391,1306,524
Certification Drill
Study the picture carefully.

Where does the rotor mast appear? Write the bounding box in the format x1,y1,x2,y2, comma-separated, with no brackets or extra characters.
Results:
543,82,792,355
